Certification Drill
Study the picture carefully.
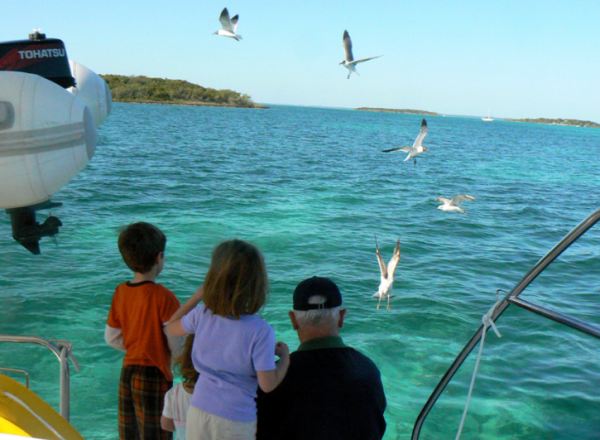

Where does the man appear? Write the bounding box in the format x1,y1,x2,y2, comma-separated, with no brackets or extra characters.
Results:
257,276,387,440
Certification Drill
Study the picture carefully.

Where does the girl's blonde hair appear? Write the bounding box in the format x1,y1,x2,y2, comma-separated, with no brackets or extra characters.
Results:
176,334,198,388
203,239,267,318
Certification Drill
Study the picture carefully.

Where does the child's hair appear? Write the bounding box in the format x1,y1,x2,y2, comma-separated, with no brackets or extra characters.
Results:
176,335,198,388
203,239,267,318
118,222,166,274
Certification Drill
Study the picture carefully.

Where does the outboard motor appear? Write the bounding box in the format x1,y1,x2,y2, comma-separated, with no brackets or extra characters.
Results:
6,203,63,255
0,32,76,253
0,30,75,88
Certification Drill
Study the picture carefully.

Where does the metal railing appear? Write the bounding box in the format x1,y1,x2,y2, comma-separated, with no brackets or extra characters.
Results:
0,367,30,388
0,335,79,420
412,207,600,439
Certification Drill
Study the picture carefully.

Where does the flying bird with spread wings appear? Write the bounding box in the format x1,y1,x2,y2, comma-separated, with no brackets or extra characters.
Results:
373,239,401,311
436,195,476,213
214,7,242,41
340,30,381,79
382,118,429,165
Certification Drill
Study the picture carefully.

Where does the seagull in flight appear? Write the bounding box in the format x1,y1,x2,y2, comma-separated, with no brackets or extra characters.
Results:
382,119,428,165
373,239,401,311
214,7,242,41
436,195,476,213
340,30,381,79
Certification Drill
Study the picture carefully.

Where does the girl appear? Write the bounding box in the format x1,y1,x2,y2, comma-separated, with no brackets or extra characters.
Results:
161,334,198,439
166,239,289,440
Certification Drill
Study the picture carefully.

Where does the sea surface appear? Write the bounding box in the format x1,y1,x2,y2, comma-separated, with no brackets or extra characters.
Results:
1,103,599,439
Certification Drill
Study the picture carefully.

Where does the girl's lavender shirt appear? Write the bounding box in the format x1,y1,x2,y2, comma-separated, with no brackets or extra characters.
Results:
181,304,276,422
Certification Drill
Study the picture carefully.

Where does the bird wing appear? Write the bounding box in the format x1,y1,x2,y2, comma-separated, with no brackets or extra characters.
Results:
387,240,401,278
381,146,410,153
349,55,382,66
231,14,239,32
451,194,475,205
376,244,388,278
343,30,354,62
436,197,451,204
219,8,233,31
412,119,428,147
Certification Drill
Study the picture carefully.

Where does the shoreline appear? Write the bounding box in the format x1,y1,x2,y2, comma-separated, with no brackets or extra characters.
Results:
356,107,439,116
505,118,599,128
356,107,598,127
111,99,599,125
112,98,268,109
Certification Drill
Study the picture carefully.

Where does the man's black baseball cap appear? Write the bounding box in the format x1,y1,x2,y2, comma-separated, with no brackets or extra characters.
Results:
293,276,342,310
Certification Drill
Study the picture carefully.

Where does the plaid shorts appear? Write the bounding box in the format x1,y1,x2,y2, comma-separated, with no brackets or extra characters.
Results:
119,365,173,440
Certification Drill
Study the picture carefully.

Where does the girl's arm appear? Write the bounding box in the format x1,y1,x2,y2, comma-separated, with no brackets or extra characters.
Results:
161,387,175,431
164,286,204,337
165,319,186,337
166,286,203,325
256,342,290,393
164,331,183,358
160,416,175,432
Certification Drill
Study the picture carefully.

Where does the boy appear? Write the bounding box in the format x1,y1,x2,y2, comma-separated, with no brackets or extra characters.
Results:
105,222,180,439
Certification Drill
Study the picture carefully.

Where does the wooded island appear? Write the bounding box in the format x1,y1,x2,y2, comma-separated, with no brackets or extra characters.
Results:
100,75,265,108
356,107,439,116
507,118,600,128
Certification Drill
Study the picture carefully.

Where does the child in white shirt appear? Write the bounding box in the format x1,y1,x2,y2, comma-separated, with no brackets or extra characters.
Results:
161,335,197,439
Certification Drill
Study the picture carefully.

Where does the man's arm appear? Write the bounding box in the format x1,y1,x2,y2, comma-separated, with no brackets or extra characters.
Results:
104,325,125,352
256,385,284,440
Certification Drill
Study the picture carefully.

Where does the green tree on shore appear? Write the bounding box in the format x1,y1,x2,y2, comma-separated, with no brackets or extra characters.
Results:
100,74,259,108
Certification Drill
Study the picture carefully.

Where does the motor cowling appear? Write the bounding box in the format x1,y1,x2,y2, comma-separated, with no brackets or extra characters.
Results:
0,30,75,88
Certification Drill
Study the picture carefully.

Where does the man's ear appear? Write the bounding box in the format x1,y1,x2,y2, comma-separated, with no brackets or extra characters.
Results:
338,308,347,328
289,311,299,330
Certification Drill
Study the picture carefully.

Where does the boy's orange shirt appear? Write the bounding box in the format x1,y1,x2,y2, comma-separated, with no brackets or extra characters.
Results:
107,281,180,381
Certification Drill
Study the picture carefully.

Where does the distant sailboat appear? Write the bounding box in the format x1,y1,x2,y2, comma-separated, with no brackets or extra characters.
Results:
481,110,494,122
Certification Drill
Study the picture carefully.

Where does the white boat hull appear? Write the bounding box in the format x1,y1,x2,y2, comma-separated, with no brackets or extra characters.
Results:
0,71,96,209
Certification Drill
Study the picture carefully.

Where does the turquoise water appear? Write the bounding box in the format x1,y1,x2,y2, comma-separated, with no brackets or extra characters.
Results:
1,103,599,439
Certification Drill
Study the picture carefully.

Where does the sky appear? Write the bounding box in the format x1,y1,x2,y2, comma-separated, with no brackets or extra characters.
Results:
2,0,599,122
